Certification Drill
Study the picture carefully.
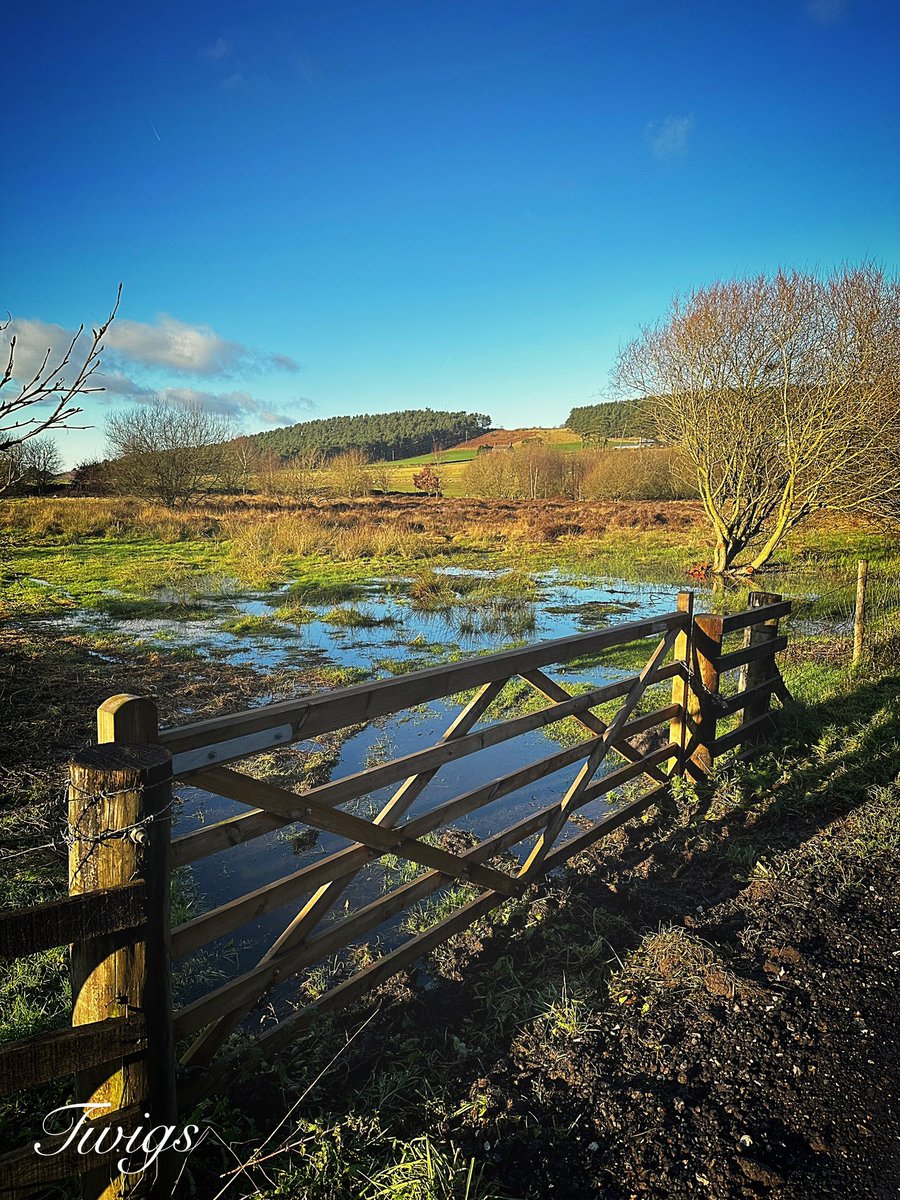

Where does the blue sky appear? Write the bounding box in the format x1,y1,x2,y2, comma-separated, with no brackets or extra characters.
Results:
3,0,898,465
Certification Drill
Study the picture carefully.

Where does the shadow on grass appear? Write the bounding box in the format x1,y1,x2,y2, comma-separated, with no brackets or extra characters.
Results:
193,671,900,1198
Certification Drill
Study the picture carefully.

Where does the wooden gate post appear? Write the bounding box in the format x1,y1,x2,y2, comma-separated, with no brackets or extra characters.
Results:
688,613,724,780
740,592,782,746
852,560,868,666
69,694,176,1199
669,590,694,778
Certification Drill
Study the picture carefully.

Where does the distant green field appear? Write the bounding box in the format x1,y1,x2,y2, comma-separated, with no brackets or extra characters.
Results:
385,437,628,468
386,448,478,468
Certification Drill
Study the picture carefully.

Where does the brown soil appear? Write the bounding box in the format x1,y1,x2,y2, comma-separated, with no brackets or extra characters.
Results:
212,672,900,1199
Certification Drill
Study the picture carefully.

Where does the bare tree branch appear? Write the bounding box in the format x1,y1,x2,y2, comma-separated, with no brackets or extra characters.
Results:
0,284,122,452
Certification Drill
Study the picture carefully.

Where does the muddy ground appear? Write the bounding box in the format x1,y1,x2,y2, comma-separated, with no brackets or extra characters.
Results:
212,671,900,1200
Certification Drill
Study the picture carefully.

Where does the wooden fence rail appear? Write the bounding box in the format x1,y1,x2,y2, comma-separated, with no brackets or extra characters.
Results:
0,590,790,1198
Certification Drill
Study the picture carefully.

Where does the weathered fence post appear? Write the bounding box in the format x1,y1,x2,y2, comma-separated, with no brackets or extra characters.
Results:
853,560,868,666
740,591,782,734
97,694,159,746
69,695,176,1198
688,613,724,779
669,590,694,778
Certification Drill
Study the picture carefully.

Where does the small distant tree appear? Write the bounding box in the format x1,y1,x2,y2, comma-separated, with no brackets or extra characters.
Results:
0,443,29,493
71,459,112,495
370,461,393,495
256,448,284,495
105,399,235,506
0,287,121,452
413,464,442,497
278,447,326,500
0,437,62,494
228,435,264,494
25,438,63,491
328,448,371,498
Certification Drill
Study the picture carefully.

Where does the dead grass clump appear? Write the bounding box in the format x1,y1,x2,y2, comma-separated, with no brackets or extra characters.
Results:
0,497,224,543
609,924,736,1013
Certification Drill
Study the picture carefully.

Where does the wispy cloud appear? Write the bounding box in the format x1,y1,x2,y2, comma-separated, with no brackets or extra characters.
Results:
221,72,246,91
805,0,847,24
104,314,299,377
148,387,310,427
202,37,232,63
4,312,303,430
647,115,695,162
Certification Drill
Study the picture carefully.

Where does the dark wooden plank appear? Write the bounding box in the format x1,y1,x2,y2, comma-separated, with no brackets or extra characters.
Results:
542,782,671,871
715,636,787,674
160,611,687,767
172,807,287,867
0,1016,146,1097
195,768,521,897
720,601,791,635
718,677,780,717
0,882,146,960
712,712,775,757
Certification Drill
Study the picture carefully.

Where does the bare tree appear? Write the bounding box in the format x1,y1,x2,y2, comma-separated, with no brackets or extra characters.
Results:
370,460,393,495
105,399,235,506
0,437,62,494
0,443,29,494
327,449,371,498
615,265,900,572
25,438,63,491
0,286,121,452
277,447,326,500
228,435,264,494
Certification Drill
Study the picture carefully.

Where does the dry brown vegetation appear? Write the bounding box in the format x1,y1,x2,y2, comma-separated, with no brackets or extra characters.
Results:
461,444,695,501
0,493,706,547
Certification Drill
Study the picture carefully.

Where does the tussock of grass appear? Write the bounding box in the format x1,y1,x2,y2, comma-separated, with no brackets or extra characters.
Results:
219,613,295,638
608,925,736,1014
324,605,394,629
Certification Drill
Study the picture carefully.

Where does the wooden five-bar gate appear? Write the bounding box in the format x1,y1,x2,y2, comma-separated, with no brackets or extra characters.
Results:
0,590,790,1197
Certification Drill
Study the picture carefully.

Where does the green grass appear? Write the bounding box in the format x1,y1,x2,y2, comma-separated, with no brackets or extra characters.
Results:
219,613,296,638
323,604,395,628
386,448,479,468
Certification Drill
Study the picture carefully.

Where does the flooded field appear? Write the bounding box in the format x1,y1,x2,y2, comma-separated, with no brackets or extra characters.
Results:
52,566,710,1007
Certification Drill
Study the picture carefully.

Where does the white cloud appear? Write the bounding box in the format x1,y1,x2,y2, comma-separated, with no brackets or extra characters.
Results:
647,115,695,162
104,314,299,377
805,0,847,23
3,312,305,433
221,72,246,91
203,37,232,62
119,386,315,429
6,313,299,383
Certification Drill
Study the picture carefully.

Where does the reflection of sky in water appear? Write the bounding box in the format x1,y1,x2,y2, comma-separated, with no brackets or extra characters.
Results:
52,568,711,1007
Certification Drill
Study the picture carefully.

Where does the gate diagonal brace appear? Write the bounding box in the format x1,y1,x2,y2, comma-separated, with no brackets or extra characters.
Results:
180,680,511,1070
519,628,679,879
196,766,520,897
519,667,670,786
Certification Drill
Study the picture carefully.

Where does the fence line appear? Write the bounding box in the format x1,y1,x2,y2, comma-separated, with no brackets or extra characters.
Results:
0,590,790,1198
